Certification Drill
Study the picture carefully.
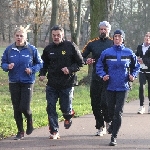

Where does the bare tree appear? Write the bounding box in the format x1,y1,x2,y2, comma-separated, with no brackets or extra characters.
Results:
49,0,60,43
2,0,149,51
30,0,51,46
80,5,90,47
2,0,51,47
68,0,82,45
90,0,114,38
0,0,13,44
111,0,150,50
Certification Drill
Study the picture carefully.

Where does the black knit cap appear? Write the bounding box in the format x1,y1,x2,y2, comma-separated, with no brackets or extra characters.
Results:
113,29,125,40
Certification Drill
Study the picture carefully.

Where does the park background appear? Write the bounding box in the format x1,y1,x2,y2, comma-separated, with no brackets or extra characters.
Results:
0,0,149,139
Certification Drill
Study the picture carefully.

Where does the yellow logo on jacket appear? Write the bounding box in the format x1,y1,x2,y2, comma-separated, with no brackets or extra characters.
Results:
62,51,66,55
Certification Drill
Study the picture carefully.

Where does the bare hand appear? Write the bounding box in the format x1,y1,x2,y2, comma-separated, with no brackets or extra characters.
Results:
86,58,95,64
61,67,69,74
129,75,135,82
25,68,32,75
137,58,143,64
103,75,109,81
39,76,45,81
8,63,14,69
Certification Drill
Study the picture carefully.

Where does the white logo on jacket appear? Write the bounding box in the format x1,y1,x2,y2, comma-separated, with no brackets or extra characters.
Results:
22,55,30,57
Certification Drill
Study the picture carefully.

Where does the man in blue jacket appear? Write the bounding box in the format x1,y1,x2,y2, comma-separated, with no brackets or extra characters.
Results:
96,29,140,146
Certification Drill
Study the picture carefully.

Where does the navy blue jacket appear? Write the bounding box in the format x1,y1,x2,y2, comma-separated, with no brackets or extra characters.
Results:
96,44,140,91
39,40,84,89
1,42,43,83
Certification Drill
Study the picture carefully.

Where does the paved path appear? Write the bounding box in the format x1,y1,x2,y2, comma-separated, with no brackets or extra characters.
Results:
1,99,150,150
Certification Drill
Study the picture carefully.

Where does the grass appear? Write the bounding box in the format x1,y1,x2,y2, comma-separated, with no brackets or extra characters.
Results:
0,46,144,139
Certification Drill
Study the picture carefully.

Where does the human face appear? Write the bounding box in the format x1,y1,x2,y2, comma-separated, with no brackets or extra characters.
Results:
113,34,124,45
52,30,64,45
14,31,27,46
99,26,110,38
144,32,150,46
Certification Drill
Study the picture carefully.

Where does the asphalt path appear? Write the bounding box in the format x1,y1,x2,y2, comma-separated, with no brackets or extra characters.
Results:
1,99,150,150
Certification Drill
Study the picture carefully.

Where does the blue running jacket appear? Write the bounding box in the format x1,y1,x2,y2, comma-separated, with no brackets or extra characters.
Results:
96,44,140,91
1,42,43,83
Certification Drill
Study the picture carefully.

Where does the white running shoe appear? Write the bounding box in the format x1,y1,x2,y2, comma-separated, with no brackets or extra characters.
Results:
137,106,145,114
148,106,150,114
106,122,110,130
103,127,106,134
49,132,60,139
96,127,103,136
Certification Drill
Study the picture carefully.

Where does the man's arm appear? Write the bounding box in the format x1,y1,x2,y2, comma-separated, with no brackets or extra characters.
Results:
142,48,150,67
96,51,107,78
67,42,84,73
39,48,49,79
81,41,96,65
136,45,143,64
129,52,140,80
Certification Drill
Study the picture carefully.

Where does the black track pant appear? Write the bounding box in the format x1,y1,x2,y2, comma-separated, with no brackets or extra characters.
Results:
90,79,110,129
9,83,33,132
139,72,150,106
106,90,128,138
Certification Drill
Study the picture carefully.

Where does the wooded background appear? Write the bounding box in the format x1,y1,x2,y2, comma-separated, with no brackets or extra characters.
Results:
0,0,150,51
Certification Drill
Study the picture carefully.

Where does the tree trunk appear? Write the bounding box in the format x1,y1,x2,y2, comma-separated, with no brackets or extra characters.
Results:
68,0,82,45
33,23,38,47
90,0,108,38
80,5,90,47
49,0,59,43
88,0,114,78
75,0,82,45
68,0,75,42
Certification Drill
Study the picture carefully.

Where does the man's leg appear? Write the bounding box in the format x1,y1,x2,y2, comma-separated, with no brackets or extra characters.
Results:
90,80,104,128
138,72,146,114
111,91,127,138
108,91,128,146
90,79,106,136
46,85,59,138
101,81,111,133
106,90,116,135
59,87,74,129
146,74,150,113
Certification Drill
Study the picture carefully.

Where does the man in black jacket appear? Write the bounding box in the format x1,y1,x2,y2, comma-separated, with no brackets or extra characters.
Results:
136,32,150,114
82,21,113,136
39,25,84,139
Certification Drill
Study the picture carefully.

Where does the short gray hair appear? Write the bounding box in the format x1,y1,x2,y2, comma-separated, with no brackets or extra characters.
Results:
99,21,111,31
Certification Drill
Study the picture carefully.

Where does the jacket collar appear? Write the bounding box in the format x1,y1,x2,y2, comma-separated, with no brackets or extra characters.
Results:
113,44,125,50
11,42,29,51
